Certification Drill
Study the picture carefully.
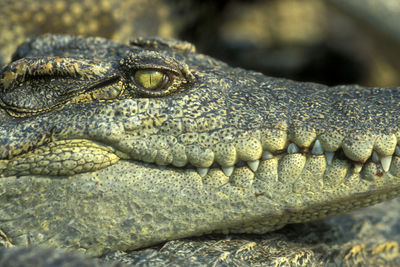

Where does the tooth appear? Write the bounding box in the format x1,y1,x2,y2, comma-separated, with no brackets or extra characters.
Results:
247,160,260,172
287,143,299,154
372,151,379,163
262,151,273,160
396,146,400,156
311,140,323,155
222,166,234,176
325,152,334,165
354,163,363,174
381,156,392,172
197,167,209,177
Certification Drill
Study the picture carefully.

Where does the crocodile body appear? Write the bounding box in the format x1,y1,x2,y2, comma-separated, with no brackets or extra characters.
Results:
1,33,400,264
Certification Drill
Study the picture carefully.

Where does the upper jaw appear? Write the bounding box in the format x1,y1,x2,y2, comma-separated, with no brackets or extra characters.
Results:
1,93,400,181
1,46,400,180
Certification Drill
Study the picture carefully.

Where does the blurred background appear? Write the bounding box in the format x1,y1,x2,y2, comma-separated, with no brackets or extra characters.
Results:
0,0,399,87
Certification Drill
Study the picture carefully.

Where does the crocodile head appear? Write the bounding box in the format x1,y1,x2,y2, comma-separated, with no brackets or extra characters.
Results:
1,34,400,255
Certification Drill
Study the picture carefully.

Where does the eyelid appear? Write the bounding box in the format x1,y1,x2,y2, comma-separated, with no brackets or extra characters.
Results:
131,66,179,77
120,51,195,97
120,51,195,83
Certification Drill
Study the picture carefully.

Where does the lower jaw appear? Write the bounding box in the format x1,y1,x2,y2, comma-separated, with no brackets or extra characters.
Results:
2,158,400,256
2,137,400,185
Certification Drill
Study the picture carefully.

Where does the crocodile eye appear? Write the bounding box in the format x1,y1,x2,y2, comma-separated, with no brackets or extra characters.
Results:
120,51,195,97
133,70,170,91
130,68,185,97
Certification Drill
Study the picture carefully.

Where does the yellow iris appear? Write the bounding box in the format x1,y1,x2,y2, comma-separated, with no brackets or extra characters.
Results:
134,70,167,90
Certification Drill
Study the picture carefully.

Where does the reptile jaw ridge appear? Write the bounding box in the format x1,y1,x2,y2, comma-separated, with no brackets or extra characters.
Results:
2,129,400,183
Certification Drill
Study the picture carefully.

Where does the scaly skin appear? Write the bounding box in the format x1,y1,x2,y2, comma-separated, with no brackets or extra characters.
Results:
1,34,400,259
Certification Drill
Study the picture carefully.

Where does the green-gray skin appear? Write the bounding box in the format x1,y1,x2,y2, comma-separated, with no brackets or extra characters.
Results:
1,34,400,263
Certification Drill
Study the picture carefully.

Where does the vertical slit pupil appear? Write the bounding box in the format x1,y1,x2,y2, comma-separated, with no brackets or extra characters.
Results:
134,70,167,90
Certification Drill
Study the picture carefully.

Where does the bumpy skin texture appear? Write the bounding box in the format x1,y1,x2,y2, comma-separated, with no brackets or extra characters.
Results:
1,35,400,265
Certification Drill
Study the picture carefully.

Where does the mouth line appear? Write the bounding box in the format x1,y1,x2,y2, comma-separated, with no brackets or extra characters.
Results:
1,137,399,180
118,140,397,180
